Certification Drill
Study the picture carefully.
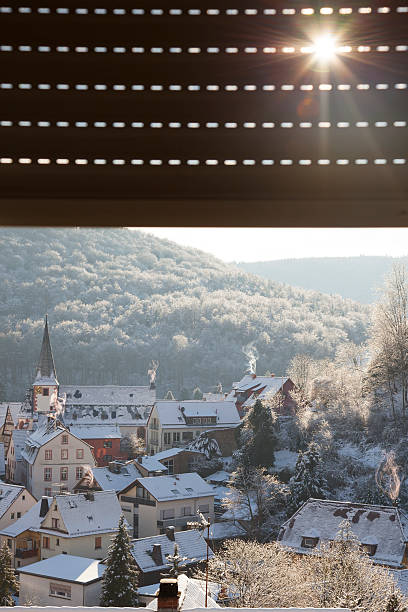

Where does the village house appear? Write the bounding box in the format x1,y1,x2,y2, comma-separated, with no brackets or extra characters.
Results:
0,496,52,568
0,483,36,531
0,405,15,454
279,498,408,568
226,374,297,417
18,554,106,606
6,430,29,484
138,448,205,476
130,526,213,586
68,424,123,466
146,400,240,455
119,472,215,538
21,418,96,499
74,460,145,496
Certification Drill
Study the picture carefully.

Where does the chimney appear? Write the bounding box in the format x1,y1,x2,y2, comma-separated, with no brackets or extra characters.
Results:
40,496,50,517
251,373,256,379
166,526,175,541
151,543,163,565
157,578,179,612
85,491,95,501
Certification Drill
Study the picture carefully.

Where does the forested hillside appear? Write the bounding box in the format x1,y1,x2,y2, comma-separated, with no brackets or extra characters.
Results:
236,256,406,304
0,229,369,400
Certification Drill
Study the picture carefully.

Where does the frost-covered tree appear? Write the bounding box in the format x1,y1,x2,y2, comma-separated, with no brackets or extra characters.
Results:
0,542,18,606
307,520,400,612
239,399,277,468
386,590,407,612
193,386,203,400
164,390,175,400
100,516,139,606
165,543,188,577
289,441,327,511
187,432,221,460
121,433,145,459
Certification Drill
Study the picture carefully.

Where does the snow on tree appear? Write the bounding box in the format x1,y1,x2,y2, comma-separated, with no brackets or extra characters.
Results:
193,386,203,400
165,390,175,400
386,589,407,612
307,520,401,612
165,543,188,577
100,515,139,607
239,398,277,468
121,433,145,459
289,441,327,511
0,542,18,606
187,432,221,459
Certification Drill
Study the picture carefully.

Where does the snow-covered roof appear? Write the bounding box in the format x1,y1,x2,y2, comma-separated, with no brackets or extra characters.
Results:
203,393,225,402
147,574,220,610
131,528,213,573
0,483,24,518
0,443,4,475
151,448,199,461
21,420,70,465
137,455,168,474
40,491,126,537
8,607,351,612
279,498,408,568
208,520,246,540
235,375,289,408
0,403,22,427
92,462,143,493
205,471,231,484
0,497,52,537
391,569,408,595
153,401,240,429
69,424,122,440
138,472,214,502
18,554,106,583
11,430,29,461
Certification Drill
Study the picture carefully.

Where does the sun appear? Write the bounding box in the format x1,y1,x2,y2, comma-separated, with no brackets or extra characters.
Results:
312,34,337,61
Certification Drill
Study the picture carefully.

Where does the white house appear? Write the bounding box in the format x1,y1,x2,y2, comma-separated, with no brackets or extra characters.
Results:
18,554,106,606
21,418,95,499
147,400,240,455
119,472,215,538
6,430,29,484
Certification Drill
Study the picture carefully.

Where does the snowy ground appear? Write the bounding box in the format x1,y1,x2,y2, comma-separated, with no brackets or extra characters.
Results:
338,442,384,469
274,450,298,471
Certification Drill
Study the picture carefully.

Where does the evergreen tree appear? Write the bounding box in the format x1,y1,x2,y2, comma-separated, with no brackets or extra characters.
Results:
165,543,188,577
180,387,191,400
193,386,203,400
240,399,277,468
289,441,327,511
100,516,139,607
0,542,18,606
165,390,175,400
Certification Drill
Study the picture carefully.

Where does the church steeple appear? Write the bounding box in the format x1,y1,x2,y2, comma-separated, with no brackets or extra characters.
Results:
35,315,58,385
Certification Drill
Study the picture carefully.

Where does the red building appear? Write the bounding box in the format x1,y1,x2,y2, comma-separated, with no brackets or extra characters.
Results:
227,374,297,418
68,425,124,466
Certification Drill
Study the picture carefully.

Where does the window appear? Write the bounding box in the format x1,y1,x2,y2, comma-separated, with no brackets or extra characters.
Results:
163,432,171,444
43,388,49,396
43,536,50,548
76,448,84,459
195,431,201,437
61,435,68,444
61,449,68,460
7,539,11,549
182,431,193,441
361,543,377,556
76,466,83,480
301,536,319,549
199,504,210,513
22,495,25,500
45,450,52,460
10,513,14,520
50,583,71,599
173,432,180,442
192,417,201,424
181,506,192,516
163,459,174,475
104,455,112,462
17,512,21,519
44,487,52,496
103,440,112,448
44,467,52,481
60,467,68,481
95,536,102,549
160,508,175,519
56,538,60,546
52,518,60,529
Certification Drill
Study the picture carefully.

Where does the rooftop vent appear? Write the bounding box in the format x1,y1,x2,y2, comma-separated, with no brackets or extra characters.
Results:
150,543,163,566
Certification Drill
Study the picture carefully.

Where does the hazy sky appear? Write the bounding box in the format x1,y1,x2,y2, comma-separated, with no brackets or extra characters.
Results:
135,228,408,263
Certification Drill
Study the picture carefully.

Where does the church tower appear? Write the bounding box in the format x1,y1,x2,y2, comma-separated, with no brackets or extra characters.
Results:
33,316,59,413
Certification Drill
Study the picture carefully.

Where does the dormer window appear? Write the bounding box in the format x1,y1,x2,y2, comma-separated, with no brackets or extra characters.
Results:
43,388,49,396
361,543,377,556
301,536,319,549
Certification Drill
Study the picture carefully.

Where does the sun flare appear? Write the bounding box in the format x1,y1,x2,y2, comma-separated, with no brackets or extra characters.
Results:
312,34,337,61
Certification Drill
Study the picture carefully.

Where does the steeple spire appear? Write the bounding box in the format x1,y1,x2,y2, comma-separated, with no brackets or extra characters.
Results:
35,315,58,384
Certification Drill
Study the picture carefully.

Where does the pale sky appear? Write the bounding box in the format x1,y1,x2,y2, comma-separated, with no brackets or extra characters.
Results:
135,228,408,263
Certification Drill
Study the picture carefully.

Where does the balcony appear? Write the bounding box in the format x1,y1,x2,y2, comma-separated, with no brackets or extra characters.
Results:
157,515,197,529
15,548,39,559
121,496,156,507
